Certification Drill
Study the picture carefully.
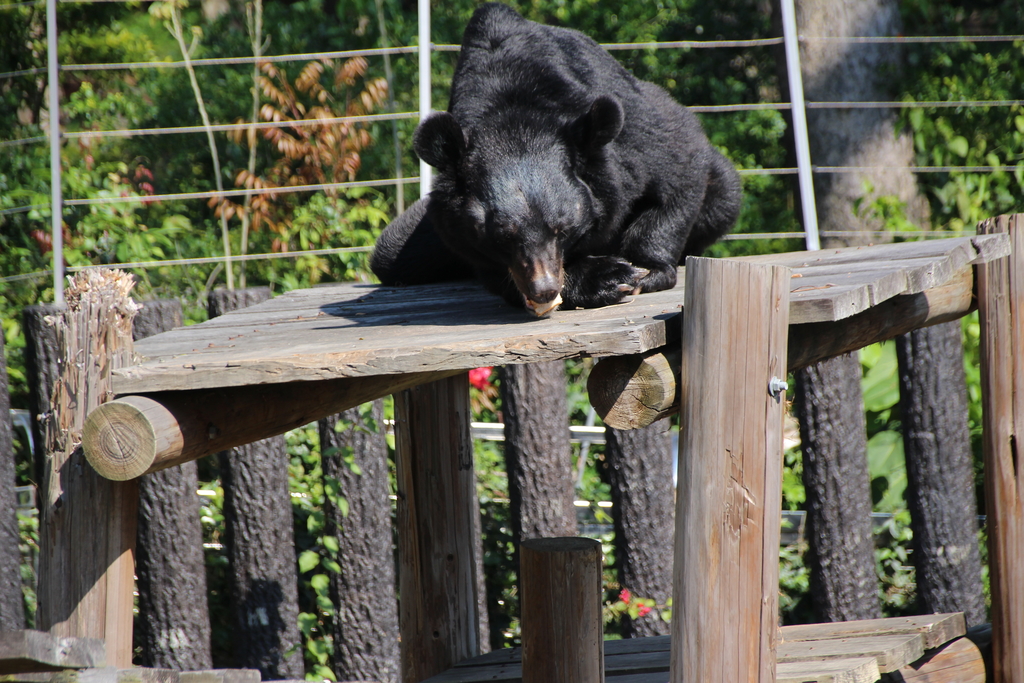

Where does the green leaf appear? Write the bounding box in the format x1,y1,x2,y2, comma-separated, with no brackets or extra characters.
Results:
322,535,339,553
298,550,320,573
861,344,899,413
310,573,330,593
297,612,318,637
947,136,969,158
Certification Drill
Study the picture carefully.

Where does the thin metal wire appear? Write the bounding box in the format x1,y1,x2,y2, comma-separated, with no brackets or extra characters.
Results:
60,46,420,73
807,99,1024,109
0,204,47,216
62,111,419,141
0,245,376,284
603,37,785,50
690,102,791,113
816,165,1023,173
0,67,46,80
802,34,1024,44
0,136,47,148
63,176,421,206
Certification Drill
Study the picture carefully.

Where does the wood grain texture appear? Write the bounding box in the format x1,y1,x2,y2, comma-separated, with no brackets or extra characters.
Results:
782,613,965,650
776,657,880,683
520,538,603,683
670,256,790,683
395,374,481,683
779,633,925,673
976,213,1024,683
36,271,140,668
419,616,979,683
83,370,462,479
0,630,105,674
107,236,1006,396
883,637,985,683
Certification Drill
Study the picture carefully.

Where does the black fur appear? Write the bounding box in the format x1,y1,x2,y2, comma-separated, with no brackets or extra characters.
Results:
370,2,741,310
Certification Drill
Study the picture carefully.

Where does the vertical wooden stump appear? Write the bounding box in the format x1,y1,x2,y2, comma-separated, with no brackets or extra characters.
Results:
670,256,790,683
37,270,140,667
395,373,480,683
976,214,1024,683
520,537,603,683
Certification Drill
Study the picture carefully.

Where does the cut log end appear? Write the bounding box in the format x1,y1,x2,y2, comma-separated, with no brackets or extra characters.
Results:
82,398,161,481
587,349,680,430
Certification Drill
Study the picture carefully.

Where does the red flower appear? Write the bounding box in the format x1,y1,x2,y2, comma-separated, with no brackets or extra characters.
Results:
618,588,631,604
637,605,652,618
468,367,492,391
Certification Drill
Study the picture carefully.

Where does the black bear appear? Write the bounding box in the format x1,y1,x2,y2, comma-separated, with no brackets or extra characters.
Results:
370,2,741,315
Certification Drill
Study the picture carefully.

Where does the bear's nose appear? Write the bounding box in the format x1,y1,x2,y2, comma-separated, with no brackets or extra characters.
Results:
527,274,560,304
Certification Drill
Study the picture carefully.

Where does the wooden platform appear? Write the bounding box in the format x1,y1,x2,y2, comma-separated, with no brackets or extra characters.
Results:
421,614,984,683
112,235,1007,395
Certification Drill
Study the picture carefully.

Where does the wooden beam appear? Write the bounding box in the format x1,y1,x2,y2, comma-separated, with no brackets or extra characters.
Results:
670,256,789,683
976,213,1024,683
519,538,603,683
82,369,461,480
887,637,985,683
36,270,140,667
395,374,481,683
589,266,975,430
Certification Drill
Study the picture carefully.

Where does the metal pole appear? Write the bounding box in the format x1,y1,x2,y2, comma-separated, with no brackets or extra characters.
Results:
46,0,64,303
779,0,820,251
417,0,432,196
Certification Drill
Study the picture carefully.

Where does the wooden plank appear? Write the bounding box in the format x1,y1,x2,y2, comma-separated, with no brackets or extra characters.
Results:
782,613,966,650
777,657,880,683
35,271,139,668
883,637,985,683
976,213,1024,683
588,266,976,430
520,538,603,683
0,631,105,674
104,236,1008,396
671,257,790,683
395,374,481,682
778,633,926,673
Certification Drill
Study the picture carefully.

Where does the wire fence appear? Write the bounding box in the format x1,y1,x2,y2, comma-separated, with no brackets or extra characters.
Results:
1,0,1022,287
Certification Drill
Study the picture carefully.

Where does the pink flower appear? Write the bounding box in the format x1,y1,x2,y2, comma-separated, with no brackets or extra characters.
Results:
468,367,492,391
618,588,631,604
637,605,652,618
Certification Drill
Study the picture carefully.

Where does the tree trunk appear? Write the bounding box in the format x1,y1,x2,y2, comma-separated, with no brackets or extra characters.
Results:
0,330,25,630
319,402,399,683
792,0,928,245
22,304,61,485
780,0,929,624
133,299,213,669
794,353,881,621
500,362,576,545
604,420,674,638
210,289,304,680
895,322,986,626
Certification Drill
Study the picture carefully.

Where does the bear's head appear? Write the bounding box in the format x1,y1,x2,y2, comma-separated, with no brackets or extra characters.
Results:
415,96,623,313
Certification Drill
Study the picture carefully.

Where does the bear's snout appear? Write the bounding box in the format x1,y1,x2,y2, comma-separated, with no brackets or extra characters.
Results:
524,272,560,305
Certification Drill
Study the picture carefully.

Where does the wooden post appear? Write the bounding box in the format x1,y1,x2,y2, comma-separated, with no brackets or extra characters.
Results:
394,373,480,683
670,256,790,683
520,537,603,683
976,213,1024,683
37,270,140,667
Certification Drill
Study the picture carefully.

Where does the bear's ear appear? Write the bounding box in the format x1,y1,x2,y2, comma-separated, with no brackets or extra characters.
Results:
414,112,466,170
572,96,623,151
